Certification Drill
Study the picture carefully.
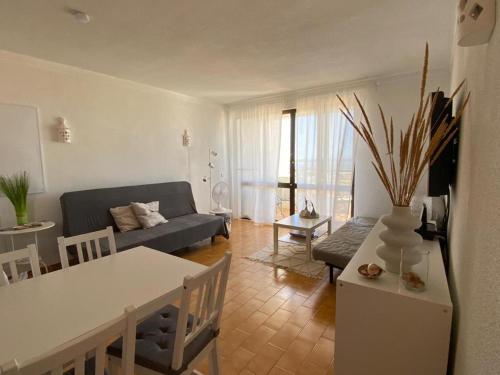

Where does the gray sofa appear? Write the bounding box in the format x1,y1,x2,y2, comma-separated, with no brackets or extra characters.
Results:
60,181,228,253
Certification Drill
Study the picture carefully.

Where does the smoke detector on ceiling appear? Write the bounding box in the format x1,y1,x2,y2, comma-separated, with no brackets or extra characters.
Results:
66,8,91,24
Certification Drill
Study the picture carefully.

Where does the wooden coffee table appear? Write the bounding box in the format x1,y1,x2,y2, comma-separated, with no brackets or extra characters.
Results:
273,214,332,261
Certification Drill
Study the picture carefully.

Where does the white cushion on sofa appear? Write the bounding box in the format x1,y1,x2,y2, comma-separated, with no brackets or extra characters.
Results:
131,201,168,229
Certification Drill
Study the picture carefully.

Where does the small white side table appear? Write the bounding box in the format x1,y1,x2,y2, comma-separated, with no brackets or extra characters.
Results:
209,208,232,233
0,221,55,274
273,214,332,261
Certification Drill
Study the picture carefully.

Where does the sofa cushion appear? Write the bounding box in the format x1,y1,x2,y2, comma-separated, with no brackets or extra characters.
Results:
131,201,168,229
63,358,109,375
108,304,216,375
115,213,226,252
110,205,141,232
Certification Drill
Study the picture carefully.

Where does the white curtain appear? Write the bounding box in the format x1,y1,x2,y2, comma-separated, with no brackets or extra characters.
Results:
295,91,360,229
228,101,283,223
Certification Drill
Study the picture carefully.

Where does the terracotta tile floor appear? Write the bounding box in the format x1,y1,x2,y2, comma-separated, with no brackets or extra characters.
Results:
176,219,340,375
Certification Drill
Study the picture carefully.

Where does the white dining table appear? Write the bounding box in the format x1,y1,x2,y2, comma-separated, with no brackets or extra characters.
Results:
0,246,206,365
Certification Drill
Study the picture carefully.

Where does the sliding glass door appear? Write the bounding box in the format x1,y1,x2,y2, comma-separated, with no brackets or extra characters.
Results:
277,104,355,224
294,97,356,227
276,109,297,219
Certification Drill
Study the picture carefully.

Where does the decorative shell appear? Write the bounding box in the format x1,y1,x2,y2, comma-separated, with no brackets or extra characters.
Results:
402,272,426,291
367,263,381,276
358,263,383,279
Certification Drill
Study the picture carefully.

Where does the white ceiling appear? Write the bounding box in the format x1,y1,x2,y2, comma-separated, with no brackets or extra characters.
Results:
0,1,455,103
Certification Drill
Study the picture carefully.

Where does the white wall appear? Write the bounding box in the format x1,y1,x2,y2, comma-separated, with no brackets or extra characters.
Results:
354,69,451,218
447,11,500,375
0,50,227,266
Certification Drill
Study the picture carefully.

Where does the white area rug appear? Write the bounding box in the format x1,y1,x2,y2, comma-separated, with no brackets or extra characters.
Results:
246,237,327,279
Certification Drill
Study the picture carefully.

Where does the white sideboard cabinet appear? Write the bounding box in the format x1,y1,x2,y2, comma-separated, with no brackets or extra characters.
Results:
334,220,452,375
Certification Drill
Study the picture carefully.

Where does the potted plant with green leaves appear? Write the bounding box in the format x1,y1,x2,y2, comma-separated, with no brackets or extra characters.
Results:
0,171,30,225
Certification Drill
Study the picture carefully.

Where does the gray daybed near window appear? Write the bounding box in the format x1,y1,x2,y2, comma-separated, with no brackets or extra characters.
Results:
313,216,377,283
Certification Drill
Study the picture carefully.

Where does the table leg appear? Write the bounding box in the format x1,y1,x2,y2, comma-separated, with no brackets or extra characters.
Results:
328,219,332,235
12,234,29,280
273,224,279,256
33,232,48,274
306,230,312,261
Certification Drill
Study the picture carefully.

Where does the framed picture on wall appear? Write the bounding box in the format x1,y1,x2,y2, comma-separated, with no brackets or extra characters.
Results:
0,102,46,194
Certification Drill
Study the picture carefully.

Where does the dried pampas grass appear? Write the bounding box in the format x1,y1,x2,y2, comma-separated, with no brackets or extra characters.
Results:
338,44,470,206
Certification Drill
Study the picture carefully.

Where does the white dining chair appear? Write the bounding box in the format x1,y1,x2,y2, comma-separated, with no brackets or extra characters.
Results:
0,244,41,286
0,305,137,375
1,270,9,286
58,226,117,268
108,252,232,375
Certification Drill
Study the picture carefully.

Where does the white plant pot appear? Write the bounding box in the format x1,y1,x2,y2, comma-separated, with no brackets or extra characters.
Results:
376,206,423,273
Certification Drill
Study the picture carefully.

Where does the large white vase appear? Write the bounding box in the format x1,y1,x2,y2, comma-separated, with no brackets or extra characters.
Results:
376,206,423,273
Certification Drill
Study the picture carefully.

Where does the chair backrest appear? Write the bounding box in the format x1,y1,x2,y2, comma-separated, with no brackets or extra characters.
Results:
57,226,117,268
172,252,232,370
1,270,9,287
1,305,137,375
0,245,41,285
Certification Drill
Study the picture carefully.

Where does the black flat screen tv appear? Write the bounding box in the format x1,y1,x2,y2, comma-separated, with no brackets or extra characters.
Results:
428,91,459,197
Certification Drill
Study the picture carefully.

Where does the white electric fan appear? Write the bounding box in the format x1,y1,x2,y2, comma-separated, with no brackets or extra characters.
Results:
211,182,229,212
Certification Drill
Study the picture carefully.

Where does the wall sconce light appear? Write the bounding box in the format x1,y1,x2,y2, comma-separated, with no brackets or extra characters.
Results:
457,0,496,46
182,129,192,147
57,117,72,143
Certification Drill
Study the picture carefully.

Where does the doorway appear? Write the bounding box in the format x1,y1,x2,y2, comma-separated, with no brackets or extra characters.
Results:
276,109,297,220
